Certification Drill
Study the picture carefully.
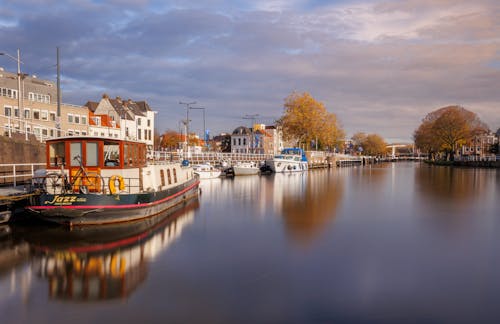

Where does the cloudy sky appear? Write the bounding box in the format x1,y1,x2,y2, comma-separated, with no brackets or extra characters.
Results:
1,0,499,142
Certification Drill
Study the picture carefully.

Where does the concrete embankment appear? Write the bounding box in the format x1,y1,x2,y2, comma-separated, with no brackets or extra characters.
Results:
0,135,44,186
0,135,44,164
425,160,500,168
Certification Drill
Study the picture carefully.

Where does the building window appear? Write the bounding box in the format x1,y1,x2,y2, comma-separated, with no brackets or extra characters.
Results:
125,127,129,137
4,106,12,117
75,115,80,124
138,129,141,140
49,112,56,121
167,169,172,184
41,110,48,121
147,119,151,127
137,118,142,126
49,129,54,137
238,138,241,145
24,108,30,119
81,116,87,125
14,107,19,117
68,114,74,123
33,109,40,120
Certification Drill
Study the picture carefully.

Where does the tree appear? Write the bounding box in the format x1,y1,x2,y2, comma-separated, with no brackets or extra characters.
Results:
153,129,161,150
413,106,489,160
351,132,387,156
278,91,344,150
160,130,181,150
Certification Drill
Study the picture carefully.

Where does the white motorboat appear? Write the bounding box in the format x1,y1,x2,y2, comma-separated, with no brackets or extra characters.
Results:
265,148,308,173
192,164,222,179
233,162,260,176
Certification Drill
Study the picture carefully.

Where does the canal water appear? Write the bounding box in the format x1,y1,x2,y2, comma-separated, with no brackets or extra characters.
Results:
1,162,499,323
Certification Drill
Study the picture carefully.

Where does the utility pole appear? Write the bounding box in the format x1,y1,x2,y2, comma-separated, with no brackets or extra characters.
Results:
190,107,206,147
243,114,259,153
56,47,61,137
179,101,196,150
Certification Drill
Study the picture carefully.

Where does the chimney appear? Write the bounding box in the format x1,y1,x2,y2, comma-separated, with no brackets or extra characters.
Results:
102,93,109,99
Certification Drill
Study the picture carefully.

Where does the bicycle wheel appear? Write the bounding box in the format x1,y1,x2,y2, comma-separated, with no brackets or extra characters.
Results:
43,173,67,194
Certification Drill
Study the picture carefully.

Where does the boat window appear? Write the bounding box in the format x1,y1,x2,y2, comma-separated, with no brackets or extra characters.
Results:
70,142,82,166
173,168,177,183
124,144,130,167
49,142,65,167
104,141,120,167
160,169,165,186
167,169,172,184
86,142,99,167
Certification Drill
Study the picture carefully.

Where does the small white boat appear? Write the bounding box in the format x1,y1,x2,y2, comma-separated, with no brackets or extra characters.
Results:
233,162,260,176
192,164,222,179
265,148,308,173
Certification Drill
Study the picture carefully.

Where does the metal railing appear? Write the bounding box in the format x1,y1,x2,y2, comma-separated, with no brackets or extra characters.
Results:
0,163,45,187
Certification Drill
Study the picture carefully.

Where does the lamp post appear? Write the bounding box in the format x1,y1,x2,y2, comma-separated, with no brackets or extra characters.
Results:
0,49,26,140
189,107,206,147
179,101,196,150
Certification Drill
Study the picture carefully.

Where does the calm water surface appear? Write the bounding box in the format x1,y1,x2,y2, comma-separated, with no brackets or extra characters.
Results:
1,162,499,323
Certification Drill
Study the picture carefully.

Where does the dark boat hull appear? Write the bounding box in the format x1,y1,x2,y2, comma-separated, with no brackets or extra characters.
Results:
27,178,200,226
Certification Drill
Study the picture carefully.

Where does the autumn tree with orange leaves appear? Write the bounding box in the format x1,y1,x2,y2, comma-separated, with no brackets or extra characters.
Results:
413,106,489,160
278,92,344,151
351,132,387,156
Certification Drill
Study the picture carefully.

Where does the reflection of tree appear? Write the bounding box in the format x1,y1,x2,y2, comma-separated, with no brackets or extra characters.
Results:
28,199,198,301
281,171,344,245
415,165,487,205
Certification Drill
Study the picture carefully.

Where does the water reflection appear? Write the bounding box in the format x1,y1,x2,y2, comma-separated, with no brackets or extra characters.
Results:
9,198,198,302
278,171,344,245
415,165,494,204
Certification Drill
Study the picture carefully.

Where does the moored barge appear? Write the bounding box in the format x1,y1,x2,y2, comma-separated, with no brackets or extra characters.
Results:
27,136,199,226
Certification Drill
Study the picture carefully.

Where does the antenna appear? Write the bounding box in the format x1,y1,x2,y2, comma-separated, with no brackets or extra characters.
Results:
242,114,259,127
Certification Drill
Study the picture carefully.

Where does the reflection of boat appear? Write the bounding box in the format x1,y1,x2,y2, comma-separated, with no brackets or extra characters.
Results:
26,198,198,301
233,162,260,176
192,164,221,179
27,136,199,226
265,148,308,173
0,210,11,224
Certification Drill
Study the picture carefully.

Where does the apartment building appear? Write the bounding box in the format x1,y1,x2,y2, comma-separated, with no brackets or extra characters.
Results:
0,67,89,139
85,94,155,149
1,68,155,149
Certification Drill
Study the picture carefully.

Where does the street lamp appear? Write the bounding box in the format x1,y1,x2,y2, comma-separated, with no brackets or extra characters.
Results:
0,49,26,140
179,101,196,150
189,107,206,147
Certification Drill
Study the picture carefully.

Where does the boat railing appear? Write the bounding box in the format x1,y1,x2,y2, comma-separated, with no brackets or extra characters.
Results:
31,173,143,195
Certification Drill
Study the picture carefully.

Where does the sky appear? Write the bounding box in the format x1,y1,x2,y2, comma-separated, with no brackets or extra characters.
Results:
1,0,499,143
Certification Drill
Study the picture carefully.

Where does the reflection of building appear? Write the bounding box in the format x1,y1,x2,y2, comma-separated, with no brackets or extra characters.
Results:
31,200,197,301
